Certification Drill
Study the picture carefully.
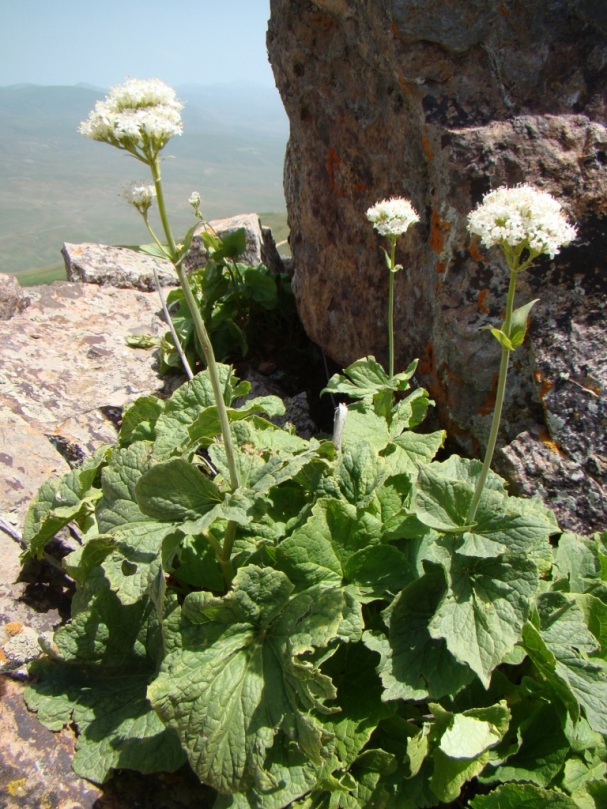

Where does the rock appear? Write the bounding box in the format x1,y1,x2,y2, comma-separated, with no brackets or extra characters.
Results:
63,242,179,289
0,281,169,457
0,280,170,636
0,273,30,320
185,212,286,275
267,0,607,530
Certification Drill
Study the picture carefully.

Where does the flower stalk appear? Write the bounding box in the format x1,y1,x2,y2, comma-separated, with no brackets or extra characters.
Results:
80,79,242,558
465,184,576,521
366,197,419,377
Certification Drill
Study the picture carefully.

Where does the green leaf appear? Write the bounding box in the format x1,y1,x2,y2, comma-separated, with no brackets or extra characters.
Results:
488,701,570,788
334,442,390,508
26,659,186,784
148,566,358,794
23,464,101,558
414,463,476,533
243,266,278,309
153,365,249,458
391,429,445,466
528,592,607,734
211,227,247,259
487,326,514,351
469,782,579,808
187,396,286,450
24,572,185,783
118,394,164,447
430,553,539,686
509,298,539,348
439,713,502,759
339,408,393,455
364,565,474,701
553,533,604,594
135,458,222,522
277,498,382,589
390,388,434,432
429,702,510,803
322,356,417,400
138,241,172,260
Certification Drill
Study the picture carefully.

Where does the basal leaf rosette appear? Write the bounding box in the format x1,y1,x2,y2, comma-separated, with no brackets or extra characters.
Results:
148,565,363,795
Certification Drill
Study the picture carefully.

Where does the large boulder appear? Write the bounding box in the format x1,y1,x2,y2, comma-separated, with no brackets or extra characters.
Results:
267,0,607,531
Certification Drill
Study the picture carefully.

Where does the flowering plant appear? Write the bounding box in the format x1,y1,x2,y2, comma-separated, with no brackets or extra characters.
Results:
366,196,420,376
79,78,183,160
466,184,576,519
19,84,607,809
467,183,577,261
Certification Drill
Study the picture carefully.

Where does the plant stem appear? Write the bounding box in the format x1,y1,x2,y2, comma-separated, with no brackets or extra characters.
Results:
149,158,241,493
388,237,397,378
467,261,520,523
142,215,194,380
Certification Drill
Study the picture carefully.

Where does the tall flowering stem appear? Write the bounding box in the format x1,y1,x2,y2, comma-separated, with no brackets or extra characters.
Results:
80,79,241,497
465,185,576,522
366,197,419,377
148,159,240,493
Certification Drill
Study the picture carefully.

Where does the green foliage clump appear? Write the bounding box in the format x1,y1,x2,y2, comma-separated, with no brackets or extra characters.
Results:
156,227,295,371
22,357,607,807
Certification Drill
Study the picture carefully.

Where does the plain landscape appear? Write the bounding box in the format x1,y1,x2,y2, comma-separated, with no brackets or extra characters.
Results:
0,83,289,285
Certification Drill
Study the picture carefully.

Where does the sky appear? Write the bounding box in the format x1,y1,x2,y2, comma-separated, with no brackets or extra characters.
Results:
0,0,276,89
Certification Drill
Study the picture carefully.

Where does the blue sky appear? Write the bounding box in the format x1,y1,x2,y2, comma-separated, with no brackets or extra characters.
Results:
0,0,275,88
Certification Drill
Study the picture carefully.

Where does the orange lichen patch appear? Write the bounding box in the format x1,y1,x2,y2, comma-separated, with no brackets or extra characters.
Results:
499,3,510,16
468,237,485,263
352,181,368,195
421,133,433,160
398,74,412,96
4,621,23,637
533,370,554,400
327,146,341,193
477,288,490,314
0,648,8,663
436,261,447,274
538,427,565,456
429,209,452,254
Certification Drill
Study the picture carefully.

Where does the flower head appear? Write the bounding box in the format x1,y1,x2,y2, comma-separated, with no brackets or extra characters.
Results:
467,184,577,260
189,191,201,210
366,197,420,238
124,182,156,214
79,79,184,157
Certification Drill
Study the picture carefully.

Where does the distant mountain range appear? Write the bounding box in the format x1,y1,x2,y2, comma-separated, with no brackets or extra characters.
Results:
0,83,289,278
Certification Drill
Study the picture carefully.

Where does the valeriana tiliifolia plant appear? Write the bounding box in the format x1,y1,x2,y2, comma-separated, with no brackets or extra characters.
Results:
366,197,420,377
465,184,577,521
80,78,240,494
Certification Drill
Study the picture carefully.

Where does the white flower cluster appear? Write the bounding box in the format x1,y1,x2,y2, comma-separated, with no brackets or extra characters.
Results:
79,79,183,155
124,182,156,213
467,184,577,259
188,191,201,208
366,197,420,238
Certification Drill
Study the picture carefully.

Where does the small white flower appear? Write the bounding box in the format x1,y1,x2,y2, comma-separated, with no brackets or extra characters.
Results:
366,197,420,238
79,79,184,154
467,184,577,259
124,182,156,213
189,191,201,208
